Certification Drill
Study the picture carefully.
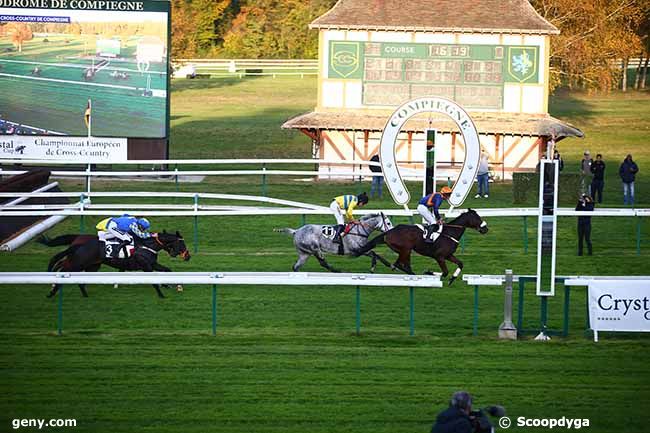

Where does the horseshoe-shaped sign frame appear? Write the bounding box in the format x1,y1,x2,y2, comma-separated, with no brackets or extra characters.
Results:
379,97,481,209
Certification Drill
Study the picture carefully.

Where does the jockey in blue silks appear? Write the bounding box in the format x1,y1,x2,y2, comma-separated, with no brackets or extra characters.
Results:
97,214,151,243
417,186,452,242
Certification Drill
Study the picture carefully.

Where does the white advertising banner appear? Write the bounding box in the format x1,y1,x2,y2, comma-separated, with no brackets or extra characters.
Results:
588,280,650,341
0,136,128,163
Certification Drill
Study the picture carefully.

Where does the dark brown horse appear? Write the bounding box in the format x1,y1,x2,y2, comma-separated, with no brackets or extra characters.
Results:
356,209,488,284
40,231,191,298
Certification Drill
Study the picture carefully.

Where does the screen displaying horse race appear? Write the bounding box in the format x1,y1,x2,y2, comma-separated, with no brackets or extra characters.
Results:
0,0,170,138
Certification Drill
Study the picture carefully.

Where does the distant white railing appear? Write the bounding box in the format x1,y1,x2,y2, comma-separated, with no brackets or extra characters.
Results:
173,58,318,78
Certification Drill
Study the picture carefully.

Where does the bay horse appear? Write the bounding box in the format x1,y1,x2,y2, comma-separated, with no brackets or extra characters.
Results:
40,231,190,298
356,209,488,284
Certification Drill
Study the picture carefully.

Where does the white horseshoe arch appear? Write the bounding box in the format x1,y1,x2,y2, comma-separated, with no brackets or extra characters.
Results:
379,97,481,209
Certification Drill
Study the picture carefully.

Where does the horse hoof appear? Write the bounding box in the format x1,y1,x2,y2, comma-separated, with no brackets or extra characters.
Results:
176,284,184,293
448,277,457,286
46,293,53,298
424,271,434,276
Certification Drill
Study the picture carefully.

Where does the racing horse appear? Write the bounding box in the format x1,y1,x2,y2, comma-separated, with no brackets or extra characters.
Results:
356,209,488,284
40,231,190,298
276,213,394,273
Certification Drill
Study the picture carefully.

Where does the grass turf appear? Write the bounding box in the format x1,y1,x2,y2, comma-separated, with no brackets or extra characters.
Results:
1,77,650,432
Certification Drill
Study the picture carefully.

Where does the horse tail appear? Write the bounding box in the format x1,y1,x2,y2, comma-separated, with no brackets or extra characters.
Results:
274,228,296,236
38,234,81,247
47,246,78,272
355,232,387,256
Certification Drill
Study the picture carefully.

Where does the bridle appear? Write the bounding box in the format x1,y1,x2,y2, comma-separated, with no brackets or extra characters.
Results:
152,233,190,259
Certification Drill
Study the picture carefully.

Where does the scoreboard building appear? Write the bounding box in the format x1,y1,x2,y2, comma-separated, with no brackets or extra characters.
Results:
282,0,583,179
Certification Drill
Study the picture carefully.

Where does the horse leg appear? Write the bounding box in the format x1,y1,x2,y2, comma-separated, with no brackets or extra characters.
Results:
78,263,101,297
47,284,60,298
446,254,464,286
316,253,340,273
434,256,449,280
393,250,414,275
366,251,394,273
292,251,311,272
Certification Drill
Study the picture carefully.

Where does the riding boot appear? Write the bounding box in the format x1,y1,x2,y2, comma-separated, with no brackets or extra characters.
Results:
333,224,344,244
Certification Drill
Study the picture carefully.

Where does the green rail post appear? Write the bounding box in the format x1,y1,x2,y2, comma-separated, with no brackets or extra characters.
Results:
540,296,548,334
408,214,415,224
563,284,570,337
473,285,479,336
57,285,63,336
79,193,85,233
193,194,199,254
301,214,306,226
212,285,217,336
355,286,361,336
460,234,466,253
517,278,525,331
523,216,528,254
261,163,267,197
409,287,415,336
636,216,642,256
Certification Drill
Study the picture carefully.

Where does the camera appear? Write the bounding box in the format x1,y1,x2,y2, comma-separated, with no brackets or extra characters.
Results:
469,406,506,433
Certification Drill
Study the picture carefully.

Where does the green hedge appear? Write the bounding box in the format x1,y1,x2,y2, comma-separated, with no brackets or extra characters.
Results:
513,171,584,204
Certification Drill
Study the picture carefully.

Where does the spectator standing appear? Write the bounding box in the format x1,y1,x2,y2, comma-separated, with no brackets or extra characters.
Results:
474,151,489,198
576,194,594,256
619,154,639,205
590,154,606,203
368,154,383,198
553,149,564,171
580,150,593,195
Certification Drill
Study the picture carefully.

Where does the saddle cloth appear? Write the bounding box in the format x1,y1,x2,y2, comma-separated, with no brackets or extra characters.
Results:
320,223,354,240
416,224,442,243
98,231,135,259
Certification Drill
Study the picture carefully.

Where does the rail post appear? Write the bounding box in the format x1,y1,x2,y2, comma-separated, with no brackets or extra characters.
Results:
261,163,267,197
193,194,199,253
212,284,217,336
174,165,179,192
409,287,415,336
355,286,361,335
57,285,63,336
473,285,479,336
523,216,529,253
79,193,85,233
85,163,91,194
636,216,642,256
563,283,570,337
498,269,517,339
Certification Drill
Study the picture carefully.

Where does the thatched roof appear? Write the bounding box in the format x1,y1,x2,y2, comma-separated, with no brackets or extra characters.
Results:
282,111,583,139
311,0,558,35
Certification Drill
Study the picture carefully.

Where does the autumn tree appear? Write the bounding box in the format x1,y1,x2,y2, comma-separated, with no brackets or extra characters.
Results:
532,0,644,92
5,23,33,52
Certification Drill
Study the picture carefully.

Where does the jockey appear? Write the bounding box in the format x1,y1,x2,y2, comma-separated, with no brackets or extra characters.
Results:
329,192,369,243
96,214,152,244
417,186,452,242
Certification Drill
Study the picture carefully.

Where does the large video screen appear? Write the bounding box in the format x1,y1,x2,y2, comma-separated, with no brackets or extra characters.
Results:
0,0,170,138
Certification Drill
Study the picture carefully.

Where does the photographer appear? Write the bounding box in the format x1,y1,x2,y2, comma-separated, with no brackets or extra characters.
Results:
576,193,594,256
431,391,474,433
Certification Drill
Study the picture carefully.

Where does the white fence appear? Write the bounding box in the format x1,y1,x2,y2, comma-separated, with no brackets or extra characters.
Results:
0,271,441,336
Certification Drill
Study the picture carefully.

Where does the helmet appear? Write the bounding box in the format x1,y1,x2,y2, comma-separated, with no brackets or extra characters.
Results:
357,192,369,205
137,218,150,230
450,391,472,411
440,186,452,196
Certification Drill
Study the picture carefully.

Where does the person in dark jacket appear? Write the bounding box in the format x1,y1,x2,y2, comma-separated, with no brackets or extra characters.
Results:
431,391,473,433
576,194,594,256
369,154,383,198
619,154,639,205
590,153,606,203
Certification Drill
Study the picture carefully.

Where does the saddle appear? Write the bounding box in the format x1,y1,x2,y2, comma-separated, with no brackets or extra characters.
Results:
97,231,135,259
419,224,443,243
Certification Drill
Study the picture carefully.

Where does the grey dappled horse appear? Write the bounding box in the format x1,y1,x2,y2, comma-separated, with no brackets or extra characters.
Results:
276,213,394,273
